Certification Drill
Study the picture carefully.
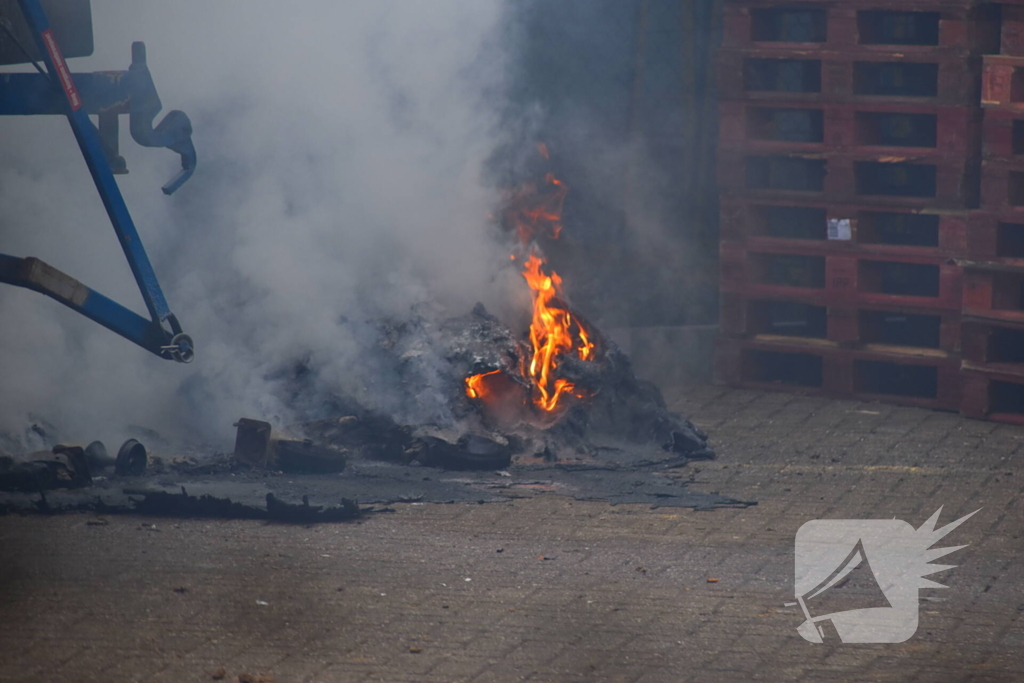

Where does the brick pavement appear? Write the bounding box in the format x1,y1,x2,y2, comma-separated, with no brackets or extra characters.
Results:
1,385,1022,682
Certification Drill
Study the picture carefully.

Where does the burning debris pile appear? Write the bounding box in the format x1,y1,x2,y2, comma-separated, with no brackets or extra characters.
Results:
250,145,715,473
0,145,728,519
269,292,713,474
454,149,713,466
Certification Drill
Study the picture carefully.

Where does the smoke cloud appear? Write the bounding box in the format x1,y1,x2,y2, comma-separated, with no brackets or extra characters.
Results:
0,0,514,448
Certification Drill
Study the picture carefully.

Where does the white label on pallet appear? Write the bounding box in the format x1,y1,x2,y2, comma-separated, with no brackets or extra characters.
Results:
827,218,852,241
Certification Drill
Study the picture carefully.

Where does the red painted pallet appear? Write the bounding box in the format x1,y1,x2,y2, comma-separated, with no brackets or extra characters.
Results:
720,241,964,310
719,47,982,106
720,290,963,353
960,261,1024,324
715,336,962,411
720,197,969,256
719,101,980,159
722,2,997,55
960,367,1024,423
1002,5,1024,57
979,159,1024,211
964,210,1024,263
981,108,1024,161
961,317,1024,369
718,150,978,209
981,54,1024,111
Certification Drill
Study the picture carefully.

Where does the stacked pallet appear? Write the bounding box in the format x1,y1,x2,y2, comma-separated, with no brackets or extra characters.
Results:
961,1,1024,423
715,0,997,411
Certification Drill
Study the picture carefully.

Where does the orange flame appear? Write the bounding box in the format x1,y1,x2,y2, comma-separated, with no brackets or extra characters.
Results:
519,253,592,412
465,369,502,399
466,145,595,416
507,173,567,244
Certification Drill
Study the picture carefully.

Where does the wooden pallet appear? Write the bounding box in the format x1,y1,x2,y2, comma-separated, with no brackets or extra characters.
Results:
719,47,982,106
720,240,965,310
960,366,1024,423
718,150,978,209
720,196,969,256
981,108,1024,161
1001,5,1024,57
719,101,980,159
722,1,997,55
715,336,962,411
961,316,1024,367
964,210,1024,262
720,290,963,353
979,159,1024,211
960,260,1024,324
981,54,1024,111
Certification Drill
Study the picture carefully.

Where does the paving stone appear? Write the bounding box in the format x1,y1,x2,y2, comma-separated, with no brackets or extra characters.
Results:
1,387,1023,681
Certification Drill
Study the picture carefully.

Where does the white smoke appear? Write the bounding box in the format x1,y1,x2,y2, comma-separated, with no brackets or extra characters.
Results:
0,0,514,448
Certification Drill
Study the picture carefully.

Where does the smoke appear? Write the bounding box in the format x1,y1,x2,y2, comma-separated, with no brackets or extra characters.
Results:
0,0,514,448
499,0,720,330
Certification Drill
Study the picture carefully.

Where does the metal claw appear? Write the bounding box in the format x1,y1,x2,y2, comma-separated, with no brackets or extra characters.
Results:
161,333,194,363
128,42,196,195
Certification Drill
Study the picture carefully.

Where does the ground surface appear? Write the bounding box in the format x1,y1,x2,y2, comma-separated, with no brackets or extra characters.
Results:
1,385,1023,682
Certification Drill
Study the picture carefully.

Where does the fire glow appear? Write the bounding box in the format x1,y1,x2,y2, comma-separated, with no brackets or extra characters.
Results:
465,369,502,400
465,148,596,415
519,252,593,411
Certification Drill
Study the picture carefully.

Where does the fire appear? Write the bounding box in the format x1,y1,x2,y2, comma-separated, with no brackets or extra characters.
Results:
520,252,593,412
465,144,597,416
506,173,567,244
465,369,501,400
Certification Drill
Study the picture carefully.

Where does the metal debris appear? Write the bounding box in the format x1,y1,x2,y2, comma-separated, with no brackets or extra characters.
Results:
117,485,361,523
0,445,91,492
233,418,347,473
115,439,148,476
84,441,115,470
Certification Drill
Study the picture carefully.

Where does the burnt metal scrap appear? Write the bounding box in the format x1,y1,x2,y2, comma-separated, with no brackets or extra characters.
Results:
84,440,115,470
264,493,360,523
124,488,360,523
0,438,149,494
407,434,513,471
115,439,148,476
0,445,91,493
233,418,348,474
125,486,265,519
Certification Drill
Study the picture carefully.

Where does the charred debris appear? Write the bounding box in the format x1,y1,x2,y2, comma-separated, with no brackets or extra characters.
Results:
0,303,735,523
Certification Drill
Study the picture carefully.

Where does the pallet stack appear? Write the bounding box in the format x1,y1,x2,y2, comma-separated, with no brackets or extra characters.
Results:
961,1,1024,423
715,0,998,412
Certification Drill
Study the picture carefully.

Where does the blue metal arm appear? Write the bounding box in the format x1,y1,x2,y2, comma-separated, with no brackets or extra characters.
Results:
0,254,175,357
0,0,194,362
0,42,196,193
0,71,131,115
